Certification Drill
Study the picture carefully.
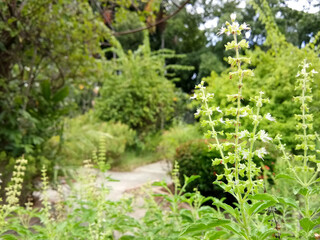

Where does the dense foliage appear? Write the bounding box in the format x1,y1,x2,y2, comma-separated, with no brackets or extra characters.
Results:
95,34,179,134
0,0,118,199
175,139,228,200
175,139,275,204
0,0,109,157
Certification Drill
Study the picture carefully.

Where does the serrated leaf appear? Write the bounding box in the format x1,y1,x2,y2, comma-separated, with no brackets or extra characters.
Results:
223,223,246,238
298,187,309,196
180,209,193,222
249,201,265,216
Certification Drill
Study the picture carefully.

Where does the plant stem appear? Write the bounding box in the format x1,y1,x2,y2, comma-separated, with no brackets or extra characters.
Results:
240,199,252,240
278,142,304,186
247,104,261,191
305,193,310,218
233,30,252,240
233,32,243,186
301,65,308,184
300,60,311,218
201,88,228,169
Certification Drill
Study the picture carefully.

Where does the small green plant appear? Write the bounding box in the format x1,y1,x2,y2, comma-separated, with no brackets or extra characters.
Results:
274,60,320,239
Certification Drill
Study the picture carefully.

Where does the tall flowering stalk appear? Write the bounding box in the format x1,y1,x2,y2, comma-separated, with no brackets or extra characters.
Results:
191,14,276,239
0,157,27,231
276,60,320,238
5,157,28,208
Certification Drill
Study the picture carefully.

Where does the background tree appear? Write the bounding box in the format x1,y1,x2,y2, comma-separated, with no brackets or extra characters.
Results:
0,0,117,200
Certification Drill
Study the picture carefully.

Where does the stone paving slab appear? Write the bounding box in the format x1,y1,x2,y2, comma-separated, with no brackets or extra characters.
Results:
100,161,172,201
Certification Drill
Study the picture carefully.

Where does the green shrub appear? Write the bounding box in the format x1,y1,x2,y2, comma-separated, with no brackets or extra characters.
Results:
157,123,203,161
44,111,136,166
95,35,178,134
175,139,275,203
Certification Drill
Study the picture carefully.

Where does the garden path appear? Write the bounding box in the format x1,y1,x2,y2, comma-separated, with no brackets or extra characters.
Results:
95,160,173,222
99,160,172,201
34,160,172,224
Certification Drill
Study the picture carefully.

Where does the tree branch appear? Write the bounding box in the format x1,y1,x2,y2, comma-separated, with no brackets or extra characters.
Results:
112,0,190,36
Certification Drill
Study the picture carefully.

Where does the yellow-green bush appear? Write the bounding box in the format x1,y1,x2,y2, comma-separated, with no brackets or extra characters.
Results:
44,111,136,166
157,123,203,161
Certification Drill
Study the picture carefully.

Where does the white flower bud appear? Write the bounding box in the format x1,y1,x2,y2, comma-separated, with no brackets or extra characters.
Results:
265,113,275,121
230,13,236,22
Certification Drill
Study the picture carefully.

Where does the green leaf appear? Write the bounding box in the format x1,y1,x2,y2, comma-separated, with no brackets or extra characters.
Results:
250,201,276,215
184,175,200,185
275,173,296,181
309,186,320,195
204,230,228,239
277,197,298,209
180,209,193,222
258,229,278,240
300,218,316,232
180,218,230,236
248,193,278,203
249,201,266,216
41,80,51,101
119,236,135,240
152,181,167,188
213,199,239,219
0,235,19,240
223,223,248,238
293,187,309,196
0,41,6,51
52,86,69,103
